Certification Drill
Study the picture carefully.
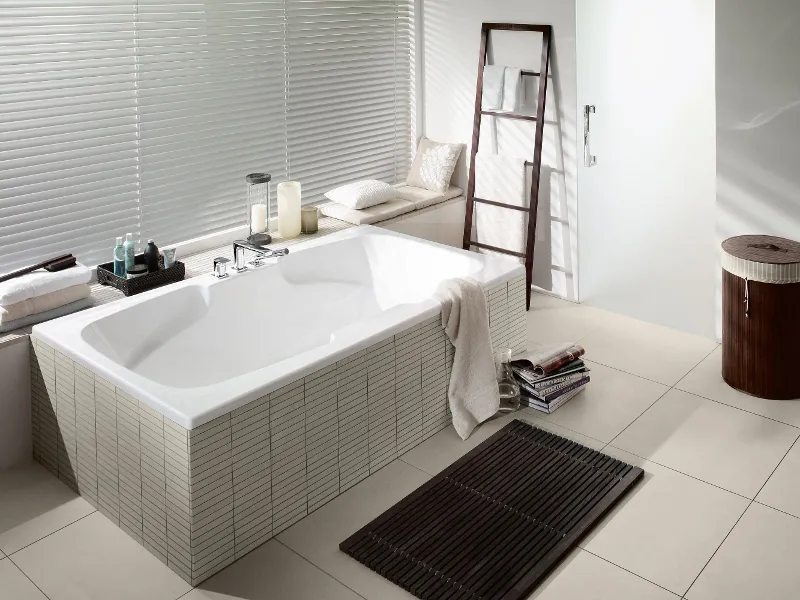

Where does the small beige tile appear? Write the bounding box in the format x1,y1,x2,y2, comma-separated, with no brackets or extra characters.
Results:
278,460,429,600
677,346,800,428
184,539,362,600
0,558,48,600
530,549,677,600
686,503,800,600
613,389,798,498
0,462,95,555
12,512,191,600
582,447,749,595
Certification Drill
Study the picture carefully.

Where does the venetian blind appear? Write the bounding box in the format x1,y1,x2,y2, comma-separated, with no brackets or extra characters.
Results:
0,0,142,273
0,1,414,274
136,1,289,247
285,0,414,203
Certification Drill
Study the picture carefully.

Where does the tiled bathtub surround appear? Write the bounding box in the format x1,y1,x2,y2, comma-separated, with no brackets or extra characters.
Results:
29,274,527,585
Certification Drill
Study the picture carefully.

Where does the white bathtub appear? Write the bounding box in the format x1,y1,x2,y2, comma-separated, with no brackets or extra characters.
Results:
33,226,523,428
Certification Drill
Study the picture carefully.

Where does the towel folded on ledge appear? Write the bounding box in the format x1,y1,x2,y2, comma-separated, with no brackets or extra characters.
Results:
0,284,91,324
0,297,93,334
436,277,499,440
0,262,92,306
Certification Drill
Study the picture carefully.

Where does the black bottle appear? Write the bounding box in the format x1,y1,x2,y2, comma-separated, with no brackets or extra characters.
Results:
143,239,160,272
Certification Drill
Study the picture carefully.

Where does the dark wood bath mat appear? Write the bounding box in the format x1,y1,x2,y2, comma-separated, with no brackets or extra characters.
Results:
340,419,643,600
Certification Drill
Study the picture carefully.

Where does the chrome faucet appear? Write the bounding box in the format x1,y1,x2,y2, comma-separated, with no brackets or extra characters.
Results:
232,240,289,271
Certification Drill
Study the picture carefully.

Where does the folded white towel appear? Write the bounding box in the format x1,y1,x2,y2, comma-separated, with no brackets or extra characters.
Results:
481,65,505,110
475,153,529,262
436,277,499,440
0,297,93,334
0,284,91,324
0,263,92,307
501,67,522,112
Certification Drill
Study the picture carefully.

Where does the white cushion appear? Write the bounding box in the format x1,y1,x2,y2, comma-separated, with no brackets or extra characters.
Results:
405,137,463,193
324,179,396,210
320,198,415,225
393,185,463,210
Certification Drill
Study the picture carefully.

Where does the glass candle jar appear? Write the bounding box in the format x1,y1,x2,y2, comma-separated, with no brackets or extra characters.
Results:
246,173,272,243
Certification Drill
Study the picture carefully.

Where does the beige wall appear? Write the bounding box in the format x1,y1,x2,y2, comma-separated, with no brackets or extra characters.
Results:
421,0,579,300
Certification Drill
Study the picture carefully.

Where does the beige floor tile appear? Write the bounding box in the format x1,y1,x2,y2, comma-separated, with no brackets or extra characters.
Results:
0,558,47,600
577,316,717,386
277,460,430,600
527,293,614,346
582,447,748,595
756,439,800,518
677,346,800,427
686,503,800,600
401,412,604,477
612,389,798,498
529,549,678,600
0,461,95,555
12,512,191,600
184,539,362,600
535,361,668,443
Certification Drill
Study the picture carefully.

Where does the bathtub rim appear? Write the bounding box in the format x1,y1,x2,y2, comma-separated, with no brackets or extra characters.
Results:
32,226,524,429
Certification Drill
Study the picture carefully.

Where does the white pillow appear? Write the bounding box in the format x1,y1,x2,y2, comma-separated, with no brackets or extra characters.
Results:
406,137,463,193
324,180,396,210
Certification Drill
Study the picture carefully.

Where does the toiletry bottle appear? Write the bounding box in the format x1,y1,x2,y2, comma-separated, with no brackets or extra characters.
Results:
114,237,126,277
143,239,160,273
124,233,136,272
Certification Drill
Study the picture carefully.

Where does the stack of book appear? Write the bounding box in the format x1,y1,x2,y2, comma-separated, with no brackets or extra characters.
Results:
510,344,590,413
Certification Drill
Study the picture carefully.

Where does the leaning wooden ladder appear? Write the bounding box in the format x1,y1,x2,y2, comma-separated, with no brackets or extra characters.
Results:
462,23,552,310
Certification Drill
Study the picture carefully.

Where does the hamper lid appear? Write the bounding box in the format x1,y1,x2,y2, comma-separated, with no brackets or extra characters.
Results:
722,235,800,284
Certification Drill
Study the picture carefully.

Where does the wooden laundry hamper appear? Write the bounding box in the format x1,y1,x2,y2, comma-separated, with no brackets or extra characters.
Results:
722,235,800,400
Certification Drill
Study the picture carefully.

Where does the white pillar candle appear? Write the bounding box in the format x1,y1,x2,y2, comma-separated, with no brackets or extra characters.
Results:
250,203,267,234
277,181,302,239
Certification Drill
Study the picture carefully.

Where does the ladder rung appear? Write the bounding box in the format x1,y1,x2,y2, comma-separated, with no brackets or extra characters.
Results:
469,241,526,258
473,197,528,212
521,70,540,77
481,110,538,122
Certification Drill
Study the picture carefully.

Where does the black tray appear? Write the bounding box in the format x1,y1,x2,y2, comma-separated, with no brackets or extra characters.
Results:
97,253,185,297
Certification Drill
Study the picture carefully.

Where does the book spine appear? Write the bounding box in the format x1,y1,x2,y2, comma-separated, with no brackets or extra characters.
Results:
533,372,586,394
522,386,585,413
540,376,590,402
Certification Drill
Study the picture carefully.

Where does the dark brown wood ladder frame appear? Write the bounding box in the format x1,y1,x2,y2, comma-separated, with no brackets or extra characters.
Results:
462,23,553,311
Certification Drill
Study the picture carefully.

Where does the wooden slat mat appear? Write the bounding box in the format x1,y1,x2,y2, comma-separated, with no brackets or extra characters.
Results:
340,419,643,600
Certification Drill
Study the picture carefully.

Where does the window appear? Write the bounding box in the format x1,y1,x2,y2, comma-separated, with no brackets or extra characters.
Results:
0,0,414,273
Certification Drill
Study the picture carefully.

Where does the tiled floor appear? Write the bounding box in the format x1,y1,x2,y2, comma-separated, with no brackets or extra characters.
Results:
3,292,800,599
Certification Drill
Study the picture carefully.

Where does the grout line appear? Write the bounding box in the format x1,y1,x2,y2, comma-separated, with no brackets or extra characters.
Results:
276,540,369,600
680,432,800,598
603,385,674,452
580,549,682,598
7,510,97,557
6,553,54,600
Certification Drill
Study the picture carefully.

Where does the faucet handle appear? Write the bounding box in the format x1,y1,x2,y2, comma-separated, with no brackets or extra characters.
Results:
213,257,230,279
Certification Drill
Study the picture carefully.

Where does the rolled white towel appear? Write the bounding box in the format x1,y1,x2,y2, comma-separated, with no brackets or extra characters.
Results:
0,284,91,324
0,263,92,307
436,277,499,440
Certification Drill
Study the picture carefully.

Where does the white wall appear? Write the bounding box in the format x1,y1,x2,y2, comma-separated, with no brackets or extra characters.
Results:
0,337,31,469
421,0,579,300
576,0,718,339
716,0,800,337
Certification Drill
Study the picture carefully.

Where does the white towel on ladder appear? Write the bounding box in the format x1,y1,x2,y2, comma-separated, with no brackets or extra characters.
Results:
481,65,505,110
501,67,522,112
474,153,529,261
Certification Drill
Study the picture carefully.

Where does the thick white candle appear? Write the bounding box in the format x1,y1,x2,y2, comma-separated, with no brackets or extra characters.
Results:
250,203,267,234
277,181,302,239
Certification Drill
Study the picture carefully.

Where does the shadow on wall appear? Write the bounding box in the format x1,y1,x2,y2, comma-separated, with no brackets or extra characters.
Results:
423,0,578,301
715,0,800,339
